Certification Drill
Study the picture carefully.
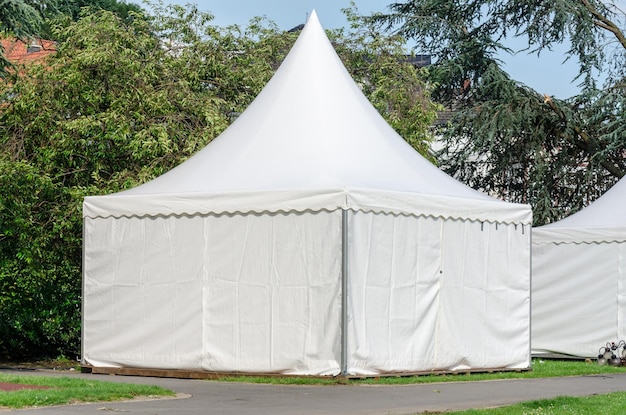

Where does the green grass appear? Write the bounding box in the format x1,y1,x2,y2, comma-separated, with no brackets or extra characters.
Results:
0,373,175,409
211,358,626,385
446,393,626,414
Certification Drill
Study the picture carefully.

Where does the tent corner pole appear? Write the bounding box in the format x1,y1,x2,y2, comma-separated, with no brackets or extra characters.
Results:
341,209,348,376
80,217,86,365
528,222,533,366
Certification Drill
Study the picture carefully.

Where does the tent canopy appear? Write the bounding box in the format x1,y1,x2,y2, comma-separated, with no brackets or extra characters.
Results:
84,11,530,225
533,177,626,244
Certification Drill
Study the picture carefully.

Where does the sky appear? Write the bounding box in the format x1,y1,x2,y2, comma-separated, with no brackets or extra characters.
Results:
162,0,583,98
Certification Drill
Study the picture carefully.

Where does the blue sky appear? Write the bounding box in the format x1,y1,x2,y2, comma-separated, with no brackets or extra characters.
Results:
164,0,582,98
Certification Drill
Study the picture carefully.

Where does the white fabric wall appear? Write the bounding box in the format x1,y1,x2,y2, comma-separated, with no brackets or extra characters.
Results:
83,211,343,375
83,215,205,369
83,210,530,375
199,211,342,375
347,213,530,374
532,241,626,357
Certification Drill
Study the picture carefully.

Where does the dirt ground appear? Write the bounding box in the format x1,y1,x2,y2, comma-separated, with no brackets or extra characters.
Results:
0,359,80,371
0,382,50,392
0,359,79,391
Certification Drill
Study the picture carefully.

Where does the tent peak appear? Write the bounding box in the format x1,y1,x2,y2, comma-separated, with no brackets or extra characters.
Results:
307,9,319,24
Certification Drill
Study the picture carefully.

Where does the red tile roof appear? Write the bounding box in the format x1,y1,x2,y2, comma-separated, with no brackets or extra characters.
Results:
2,38,56,65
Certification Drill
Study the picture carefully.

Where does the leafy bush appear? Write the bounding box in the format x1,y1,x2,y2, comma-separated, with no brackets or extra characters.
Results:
0,160,81,358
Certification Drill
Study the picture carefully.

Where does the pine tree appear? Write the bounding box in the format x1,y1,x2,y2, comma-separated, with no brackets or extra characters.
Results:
370,0,626,225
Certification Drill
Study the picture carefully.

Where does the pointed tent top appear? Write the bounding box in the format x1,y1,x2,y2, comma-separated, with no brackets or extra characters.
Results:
533,177,626,244
542,176,626,229
120,10,508,206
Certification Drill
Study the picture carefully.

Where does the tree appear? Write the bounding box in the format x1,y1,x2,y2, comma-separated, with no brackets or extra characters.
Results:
0,0,43,77
0,161,80,358
45,0,143,22
145,2,297,123
370,0,626,225
0,6,230,358
37,0,145,40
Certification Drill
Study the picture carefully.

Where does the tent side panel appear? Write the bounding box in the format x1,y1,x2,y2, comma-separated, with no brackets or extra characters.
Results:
84,211,343,375
531,241,620,357
437,220,530,370
200,211,343,375
346,211,442,374
346,212,530,375
83,216,204,369
619,244,626,343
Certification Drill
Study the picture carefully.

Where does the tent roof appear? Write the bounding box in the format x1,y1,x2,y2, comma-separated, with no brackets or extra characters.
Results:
84,11,530,224
122,11,492,199
534,176,626,244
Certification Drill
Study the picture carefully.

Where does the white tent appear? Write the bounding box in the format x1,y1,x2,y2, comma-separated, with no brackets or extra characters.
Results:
82,11,532,376
532,177,626,358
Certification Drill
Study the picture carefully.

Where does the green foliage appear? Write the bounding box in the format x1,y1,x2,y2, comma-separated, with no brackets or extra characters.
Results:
2,7,230,189
37,0,145,39
0,6,230,358
374,0,625,91
1,0,144,79
45,0,143,22
370,0,626,224
0,160,82,358
436,64,626,224
146,1,297,119
0,1,42,38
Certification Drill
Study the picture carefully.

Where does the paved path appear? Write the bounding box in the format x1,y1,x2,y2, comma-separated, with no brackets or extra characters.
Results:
3,369,626,414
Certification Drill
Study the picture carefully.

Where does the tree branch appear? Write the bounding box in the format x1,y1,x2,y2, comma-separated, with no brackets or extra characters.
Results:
543,94,625,178
580,0,626,50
